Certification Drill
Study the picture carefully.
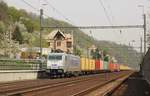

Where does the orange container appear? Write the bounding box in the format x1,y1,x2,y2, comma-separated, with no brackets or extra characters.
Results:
100,60,103,70
109,62,114,71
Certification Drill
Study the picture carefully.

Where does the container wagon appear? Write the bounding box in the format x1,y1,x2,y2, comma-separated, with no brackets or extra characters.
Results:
46,53,129,78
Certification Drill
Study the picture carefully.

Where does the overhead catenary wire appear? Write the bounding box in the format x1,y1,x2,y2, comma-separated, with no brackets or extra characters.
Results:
21,0,59,27
22,0,39,12
102,1,117,25
98,0,113,25
44,0,75,25
21,0,144,29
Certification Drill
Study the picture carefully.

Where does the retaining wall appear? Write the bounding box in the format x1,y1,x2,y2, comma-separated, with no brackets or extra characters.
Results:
0,70,45,83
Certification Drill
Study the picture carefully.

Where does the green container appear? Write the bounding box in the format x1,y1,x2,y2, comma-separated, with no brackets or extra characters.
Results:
103,61,108,70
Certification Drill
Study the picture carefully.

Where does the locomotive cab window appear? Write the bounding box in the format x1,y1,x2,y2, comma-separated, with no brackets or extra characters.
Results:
48,55,62,60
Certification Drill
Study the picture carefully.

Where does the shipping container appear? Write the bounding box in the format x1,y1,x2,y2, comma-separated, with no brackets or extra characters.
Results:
113,63,117,71
116,64,120,71
100,60,103,70
89,59,95,70
89,59,91,70
119,64,131,70
114,63,117,71
80,58,86,71
92,59,95,70
95,60,100,70
85,58,89,70
109,62,114,71
103,61,109,70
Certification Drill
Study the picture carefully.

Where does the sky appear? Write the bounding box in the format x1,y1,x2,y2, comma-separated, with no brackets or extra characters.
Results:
4,0,150,52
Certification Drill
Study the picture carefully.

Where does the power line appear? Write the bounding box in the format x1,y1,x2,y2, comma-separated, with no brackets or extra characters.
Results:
22,0,39,12
104,1,117,24
98,0,113,25
21,0,59,27
44,0,75,25
20,0,144,30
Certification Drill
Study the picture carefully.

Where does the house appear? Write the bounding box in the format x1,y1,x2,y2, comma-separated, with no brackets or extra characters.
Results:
45,30,73,53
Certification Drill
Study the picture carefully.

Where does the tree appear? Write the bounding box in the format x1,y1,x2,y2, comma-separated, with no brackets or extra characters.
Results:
21,19,34,33
0,21,6,39
95,48,101,59
104,55,110,62
103,48,109,56
90,48,101,59
74,47,82,56
0,1,8,22
12,26,23,44
0,21,6,48
7,7,22,22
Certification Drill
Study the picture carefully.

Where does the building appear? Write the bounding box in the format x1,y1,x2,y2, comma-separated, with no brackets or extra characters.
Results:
45,30,73,53
19,47,51,59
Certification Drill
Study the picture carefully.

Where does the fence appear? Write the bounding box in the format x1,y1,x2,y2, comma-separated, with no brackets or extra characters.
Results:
0,59,46,70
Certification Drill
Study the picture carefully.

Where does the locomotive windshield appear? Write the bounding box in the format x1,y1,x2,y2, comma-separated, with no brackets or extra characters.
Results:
48,55,62,60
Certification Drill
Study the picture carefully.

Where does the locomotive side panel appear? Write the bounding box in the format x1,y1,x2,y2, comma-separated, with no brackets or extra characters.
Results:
65,54,80,72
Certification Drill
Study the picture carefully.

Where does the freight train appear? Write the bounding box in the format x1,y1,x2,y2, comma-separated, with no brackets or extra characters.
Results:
46,53,131,77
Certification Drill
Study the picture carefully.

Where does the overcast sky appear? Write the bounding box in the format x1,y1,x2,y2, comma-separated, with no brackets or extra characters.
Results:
5,0,150,51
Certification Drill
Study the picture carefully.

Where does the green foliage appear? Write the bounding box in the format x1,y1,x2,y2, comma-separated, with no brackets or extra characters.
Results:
74,47,82,56
0,21,6,35
31,36,48,48
102,48,109,56
7,7,23,22
104,55,109,62
0,21,7,48
21,18,34,33
12,26,23,44
0,21,6,49
0,1,8,22
90,48,101,59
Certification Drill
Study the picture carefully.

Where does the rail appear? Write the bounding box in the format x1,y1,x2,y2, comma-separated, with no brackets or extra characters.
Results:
0,71,132,96
72,71,133,96
0,74,100,96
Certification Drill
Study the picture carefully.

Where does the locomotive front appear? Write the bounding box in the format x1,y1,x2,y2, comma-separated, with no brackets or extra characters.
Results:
46,53,65,76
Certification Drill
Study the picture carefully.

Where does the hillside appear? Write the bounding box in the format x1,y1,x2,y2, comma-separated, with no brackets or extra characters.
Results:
0,1,141,69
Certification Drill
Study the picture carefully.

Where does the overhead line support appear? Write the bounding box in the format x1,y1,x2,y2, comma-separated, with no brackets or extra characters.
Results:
41,25,143,29
143,14,146,55
40,9,43,69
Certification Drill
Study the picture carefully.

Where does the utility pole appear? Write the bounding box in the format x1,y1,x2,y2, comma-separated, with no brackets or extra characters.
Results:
140,37,143,73
71,30,74,54
143,14,146,55
140,37,143,56
40,9,43,59
40,9,43,69
140,14,146,74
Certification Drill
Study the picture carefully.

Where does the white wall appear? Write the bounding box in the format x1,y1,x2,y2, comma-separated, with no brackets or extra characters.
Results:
0,70,42,83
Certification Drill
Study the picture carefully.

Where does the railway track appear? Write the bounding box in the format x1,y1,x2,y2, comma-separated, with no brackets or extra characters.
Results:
0,74,101,95
72,71,133,96
0,71,133,96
